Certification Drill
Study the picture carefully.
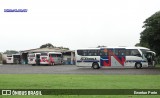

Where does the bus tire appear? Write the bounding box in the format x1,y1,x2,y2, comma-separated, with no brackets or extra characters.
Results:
92,63,100,69
135,63,142,69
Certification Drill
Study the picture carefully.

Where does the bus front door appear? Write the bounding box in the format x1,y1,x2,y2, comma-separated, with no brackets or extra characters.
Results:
146,52,155,67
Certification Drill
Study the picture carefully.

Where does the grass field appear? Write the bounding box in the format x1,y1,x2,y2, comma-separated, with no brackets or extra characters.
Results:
0,74,160,89
156,64,160,67
0,74,160,98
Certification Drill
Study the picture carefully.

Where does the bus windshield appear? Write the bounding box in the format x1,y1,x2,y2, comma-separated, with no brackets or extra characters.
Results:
140,49,149,55
41,53,48,56
13,55,20,58
28,54,35,57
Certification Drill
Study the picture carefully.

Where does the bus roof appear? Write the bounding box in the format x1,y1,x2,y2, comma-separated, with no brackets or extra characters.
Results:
76,46,150,50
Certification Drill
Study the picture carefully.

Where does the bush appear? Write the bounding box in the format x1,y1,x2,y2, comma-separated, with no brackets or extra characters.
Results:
155,56,160,64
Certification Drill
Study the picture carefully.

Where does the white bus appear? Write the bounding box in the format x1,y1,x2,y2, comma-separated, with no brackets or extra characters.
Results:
6,54,21,64
75,47,156,69
28,53,41,65
40,52,62,65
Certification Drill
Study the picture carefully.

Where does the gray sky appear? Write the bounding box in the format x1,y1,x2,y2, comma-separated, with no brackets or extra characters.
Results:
0,0,160,52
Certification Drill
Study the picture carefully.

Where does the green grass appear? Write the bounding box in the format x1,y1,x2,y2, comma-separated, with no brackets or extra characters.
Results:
0,74,160,89
156,64,160,67
0,74,160,98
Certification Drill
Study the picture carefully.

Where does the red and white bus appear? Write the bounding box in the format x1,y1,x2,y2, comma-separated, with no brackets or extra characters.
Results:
40,52,62,65
75,47,156,69
28,53,41,65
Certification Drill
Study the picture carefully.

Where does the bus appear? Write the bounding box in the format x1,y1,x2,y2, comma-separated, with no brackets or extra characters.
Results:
40,52,62,65
6,54,21,64
28,53,41,65
75,47,156,69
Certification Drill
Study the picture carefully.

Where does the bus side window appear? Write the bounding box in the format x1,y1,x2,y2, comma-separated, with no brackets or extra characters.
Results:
126,49,141,57
97,50,100,56
83,50,88,56
94,50,99,56
126,49,130,56
100,49,108,56
108,49,113,56
57,54,61,57
54,54,57,57
119,49,125,56
114,49,119,56
104,52,108,56
88,50,92,56
77,50,83,56
87,50,99,56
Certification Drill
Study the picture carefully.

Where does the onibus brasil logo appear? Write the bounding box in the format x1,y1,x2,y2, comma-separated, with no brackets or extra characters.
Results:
1,90,42,95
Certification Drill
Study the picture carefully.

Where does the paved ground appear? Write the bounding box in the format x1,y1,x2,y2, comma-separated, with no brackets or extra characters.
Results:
0,64,160,74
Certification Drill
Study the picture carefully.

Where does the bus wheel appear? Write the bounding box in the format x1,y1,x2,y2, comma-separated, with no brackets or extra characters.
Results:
135,63,142,69
92,63,100,69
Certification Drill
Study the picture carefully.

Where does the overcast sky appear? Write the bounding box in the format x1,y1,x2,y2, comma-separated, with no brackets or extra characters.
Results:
0,0,160,52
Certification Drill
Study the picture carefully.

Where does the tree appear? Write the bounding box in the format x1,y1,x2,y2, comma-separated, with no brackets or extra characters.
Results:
57,46,69,50
135,43,141,47
39,43,69,50
40,43,55,48
3,50,19,54
139,11,160,56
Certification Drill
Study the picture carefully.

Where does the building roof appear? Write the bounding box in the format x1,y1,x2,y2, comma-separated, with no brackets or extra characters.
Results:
20,47,74,53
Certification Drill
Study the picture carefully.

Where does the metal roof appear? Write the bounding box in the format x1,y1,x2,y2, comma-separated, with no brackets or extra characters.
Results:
20,47,74,53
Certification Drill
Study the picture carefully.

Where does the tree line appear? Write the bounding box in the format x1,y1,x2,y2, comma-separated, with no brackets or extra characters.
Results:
136,10,160,64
